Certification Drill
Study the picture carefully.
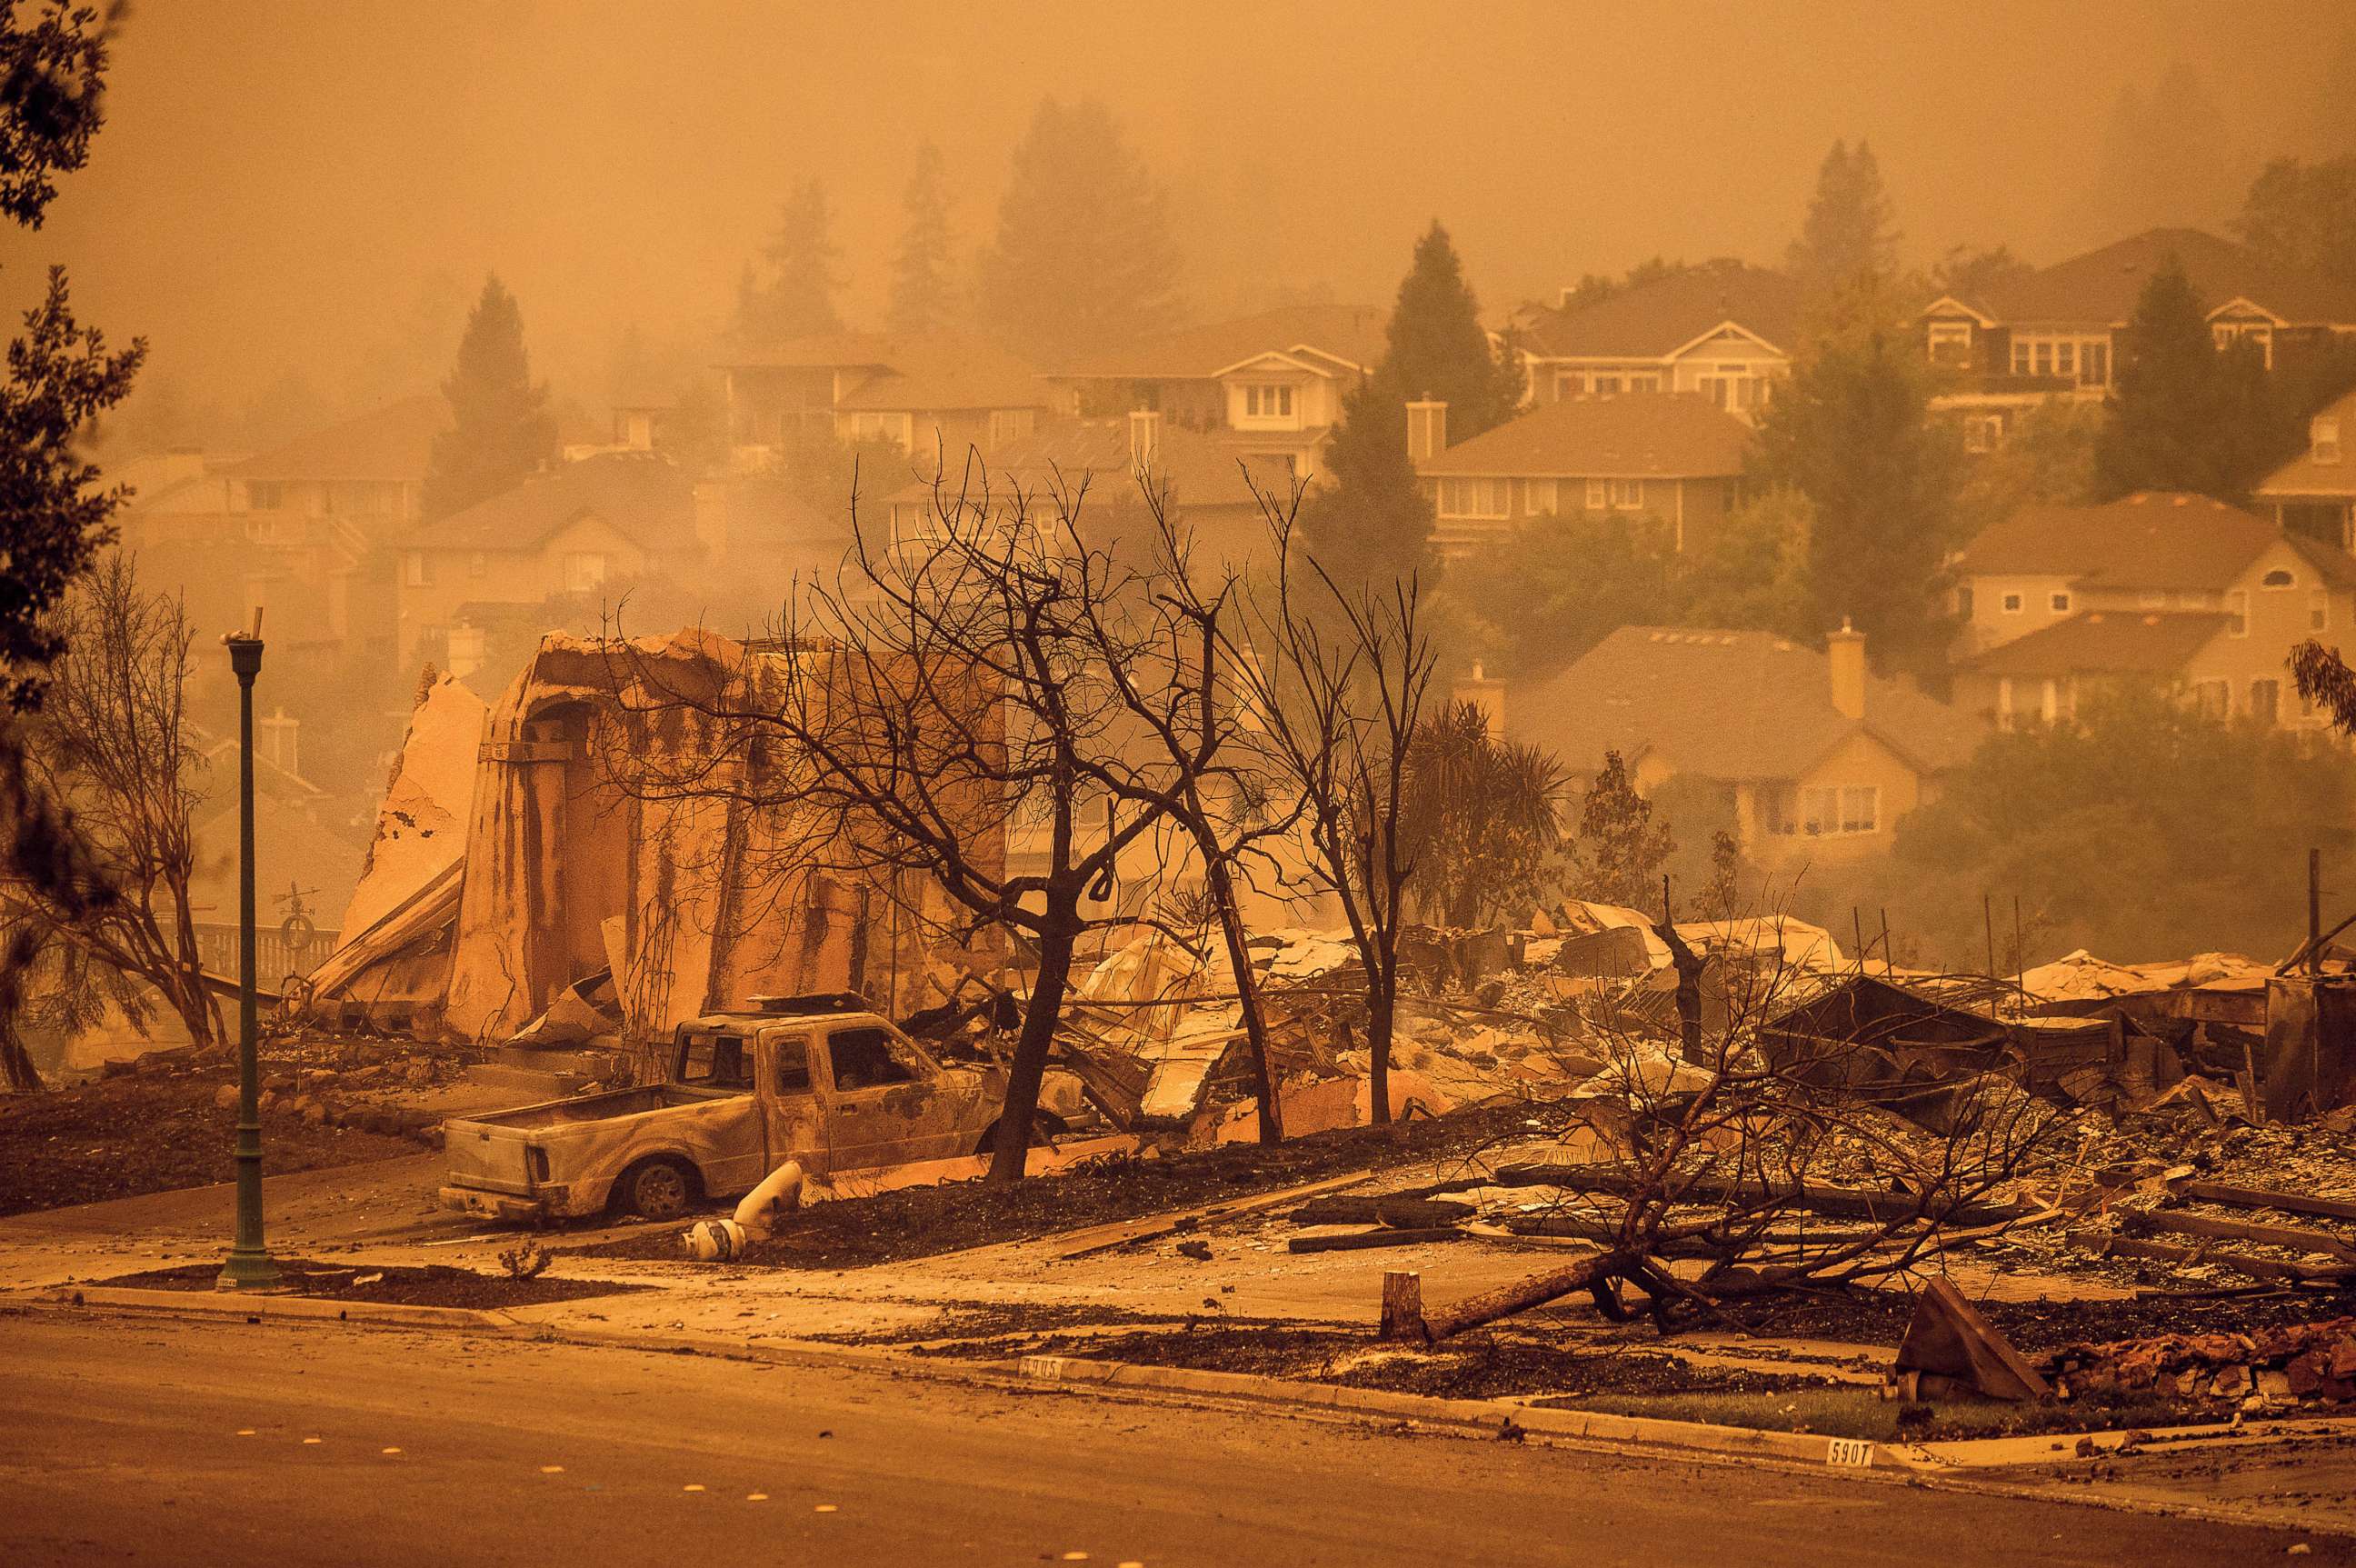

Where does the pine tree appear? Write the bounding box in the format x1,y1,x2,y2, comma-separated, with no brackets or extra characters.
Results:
740,179,844,345
1786,138,1899,332
888,142,958,338
1752,331,1962,678
977,97,1181,362
1295,375,1434,588
2092,256,2231,501
421,275,555,523
1380,221,1518,441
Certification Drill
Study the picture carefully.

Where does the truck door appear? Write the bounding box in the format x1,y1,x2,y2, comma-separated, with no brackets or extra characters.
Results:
758,1029,830,1174
818,1023,953,1169
673,1027,766,1199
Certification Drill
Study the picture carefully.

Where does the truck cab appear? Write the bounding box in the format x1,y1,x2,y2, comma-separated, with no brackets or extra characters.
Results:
440,993,1025,1223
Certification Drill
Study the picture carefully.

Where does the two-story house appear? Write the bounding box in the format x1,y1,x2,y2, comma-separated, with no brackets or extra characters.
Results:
718,332,1053,469
1512,261,1799,424
1948,492,2356,728
1407,391,1752,558
1922,229,2356,448
2256,388,2356,552
1512,624,1982,868
1045,304,1386,483
395,452,703,673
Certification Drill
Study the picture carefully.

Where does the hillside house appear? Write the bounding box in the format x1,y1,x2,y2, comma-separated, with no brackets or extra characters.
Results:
1949,492,2356,729
719,332,1052,467
1407,391,1752,558
1513,262,1799,424
2256,388,2356,552
1512,625,1980,867
1047,305,1387,483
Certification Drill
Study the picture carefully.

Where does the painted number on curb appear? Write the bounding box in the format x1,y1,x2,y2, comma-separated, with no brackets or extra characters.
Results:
1825,1438,1873,1468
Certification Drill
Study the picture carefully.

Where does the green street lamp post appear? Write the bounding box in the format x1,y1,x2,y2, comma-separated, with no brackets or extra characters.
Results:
217,620,281,1293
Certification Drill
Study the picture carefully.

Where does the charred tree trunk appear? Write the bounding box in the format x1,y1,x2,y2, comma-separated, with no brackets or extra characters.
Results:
1199,833,1282,1144
1366,968,1395,1125
988,906,1077,1183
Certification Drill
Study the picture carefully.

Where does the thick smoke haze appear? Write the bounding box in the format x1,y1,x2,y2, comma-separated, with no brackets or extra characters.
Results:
5,0,2352,435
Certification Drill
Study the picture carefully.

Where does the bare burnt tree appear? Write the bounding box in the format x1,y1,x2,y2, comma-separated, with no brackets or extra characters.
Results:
1397,914,2067,1342
607,458,1234,1182
2,554,218,1064
1104,484,1313,1144
1227,484,1433,1125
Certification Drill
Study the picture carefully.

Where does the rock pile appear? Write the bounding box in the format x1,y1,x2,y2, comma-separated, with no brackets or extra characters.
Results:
2042,1317,2356,1406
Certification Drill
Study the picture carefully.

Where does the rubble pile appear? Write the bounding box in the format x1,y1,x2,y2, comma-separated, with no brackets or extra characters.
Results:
2042,1318,2356,1408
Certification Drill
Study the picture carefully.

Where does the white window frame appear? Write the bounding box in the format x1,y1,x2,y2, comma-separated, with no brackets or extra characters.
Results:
1927,321,1972,362
2313,589,2331,633
2001,592,2024,614
403,551,431,588
564,551,610,594
1585,477,1608,510
1524,478,1559,516
2050,591,2071,614
2226,589,2249,637
1438,476,1508,520
2315,415,2343,465
1242,383,1295,422
1609,477,1644,511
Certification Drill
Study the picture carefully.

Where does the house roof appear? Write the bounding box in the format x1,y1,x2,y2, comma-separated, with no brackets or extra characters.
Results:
887,418,1290,514
831,336,1050,414
1053,305,1387,381
2256,388,2356,500
1952,492,2356,593
1977,228,2356,328
1959,610,2230,677
1513,625,1983,783
406,453,696,554
1518,263,1802,361
225,394,446,483
1415,391,1752,479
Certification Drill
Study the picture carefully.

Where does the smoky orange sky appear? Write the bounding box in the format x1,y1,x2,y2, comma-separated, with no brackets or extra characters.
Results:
6,0,2352,437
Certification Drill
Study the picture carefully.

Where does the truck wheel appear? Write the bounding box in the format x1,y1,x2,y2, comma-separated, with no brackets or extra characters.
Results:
621,1158,695,1221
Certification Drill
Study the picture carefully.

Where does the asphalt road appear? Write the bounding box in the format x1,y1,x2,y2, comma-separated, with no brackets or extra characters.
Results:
0,1310,2339,1567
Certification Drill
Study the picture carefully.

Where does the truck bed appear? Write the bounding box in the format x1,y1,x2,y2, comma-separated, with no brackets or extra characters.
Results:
448,1084,739,1131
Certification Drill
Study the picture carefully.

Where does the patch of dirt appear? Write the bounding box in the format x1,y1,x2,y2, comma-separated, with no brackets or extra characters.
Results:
0,1068,424,1217
92,1258,644,1307
809,1301,1195,1345
562,1102,1545,1269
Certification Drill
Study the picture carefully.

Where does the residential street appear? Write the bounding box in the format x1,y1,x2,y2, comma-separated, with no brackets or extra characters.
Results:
0,1310,2338,1568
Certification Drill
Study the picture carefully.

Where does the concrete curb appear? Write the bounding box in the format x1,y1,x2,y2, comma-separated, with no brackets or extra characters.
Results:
34,1285,518,1330
1010,1352,1927,1471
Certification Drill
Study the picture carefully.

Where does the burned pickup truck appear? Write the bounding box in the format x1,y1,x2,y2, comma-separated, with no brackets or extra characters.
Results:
440,993,1051,1223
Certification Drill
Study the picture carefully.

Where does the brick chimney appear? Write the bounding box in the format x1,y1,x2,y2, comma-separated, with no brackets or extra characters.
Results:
1827,618,1866,721
1406,399,1448,465
1128,408,1162,472
1453,660,1505,741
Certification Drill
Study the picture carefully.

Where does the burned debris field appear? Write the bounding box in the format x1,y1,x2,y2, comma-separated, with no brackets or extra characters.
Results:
14,3,2356,1563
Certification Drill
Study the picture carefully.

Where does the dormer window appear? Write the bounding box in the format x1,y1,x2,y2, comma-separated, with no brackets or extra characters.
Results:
2316,416,2343,466
1242,384,1293,419
2262,568,2296,589
1927,321,1972,365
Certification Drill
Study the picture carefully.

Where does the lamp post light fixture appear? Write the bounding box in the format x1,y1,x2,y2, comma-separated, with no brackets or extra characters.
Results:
216,612,282,1293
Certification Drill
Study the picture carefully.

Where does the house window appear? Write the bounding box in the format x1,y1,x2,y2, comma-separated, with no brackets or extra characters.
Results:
1553,371,1579,400
1996,676,2014,728
2053,341,2076,379
1592,375,1622,397
1609,478,1644,510
2313,590,2331,632
247,481,284,511
1524,478,1559,516
1585,478,1608,510
2251,678,2281,724
1243,384,1294,420
2261,568,2295,589
841,411,913,449
2081,341,2109,387
1626,374,1662,393
2226,589,2249,636
1763,784,1797,835
1438,477,1507,519
403,551,431,588
2001,592,2024,614
1799,785,1881,836
2316,416,2343,465
1927,321,1972,365
2193,679,2231,719
1963,414,2002,453
564,552,609,594
2050,591,2071,613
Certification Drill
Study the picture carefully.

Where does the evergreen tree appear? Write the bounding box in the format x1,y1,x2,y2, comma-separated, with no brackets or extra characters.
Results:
1786,138,1898,321
1380,221,1518,441
2241,156,2356,294
2092,256,2232,501
740,179,844,344
1752,331,1962,678
1295,375,1433,588
887,142,957,338
977,97,1181,361
421,275,555,523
